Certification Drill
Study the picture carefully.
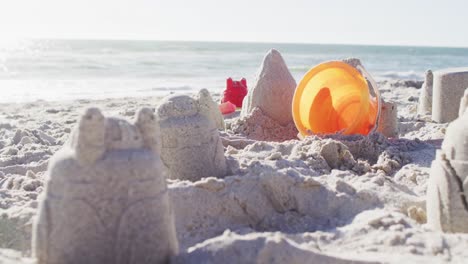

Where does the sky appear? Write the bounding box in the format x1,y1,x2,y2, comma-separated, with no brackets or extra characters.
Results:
0,0,467,47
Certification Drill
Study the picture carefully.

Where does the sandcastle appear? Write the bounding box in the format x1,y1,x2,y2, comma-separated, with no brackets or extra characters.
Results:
32,108,179,264
197,88,225,130
417,70,433,115
377,100,398,138
426,97,468,233
432,67,468,123
157,93,227,181
241,49,297,126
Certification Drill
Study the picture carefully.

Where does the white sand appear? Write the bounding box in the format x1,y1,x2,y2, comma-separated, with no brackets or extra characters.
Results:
0,80,467,263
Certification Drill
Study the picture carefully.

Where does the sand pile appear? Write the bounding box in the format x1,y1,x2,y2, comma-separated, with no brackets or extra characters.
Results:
228,108,298,142
237,49,298,141
174,231,380,264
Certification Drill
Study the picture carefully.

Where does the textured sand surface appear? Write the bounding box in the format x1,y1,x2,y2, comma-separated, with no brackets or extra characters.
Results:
0,80,467,263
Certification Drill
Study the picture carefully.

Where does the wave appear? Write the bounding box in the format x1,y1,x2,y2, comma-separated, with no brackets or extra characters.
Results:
136,86,194,92
289,66,313,72
375,70,423,80
290,67,424,81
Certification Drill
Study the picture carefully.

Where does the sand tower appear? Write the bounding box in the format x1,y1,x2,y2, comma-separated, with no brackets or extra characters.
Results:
241,49,297,126
32,108,179,264
197,88,225,130
417,70,433,115
432,68,468,123
426,97,468,233
157,94,227,181
377,100,399,138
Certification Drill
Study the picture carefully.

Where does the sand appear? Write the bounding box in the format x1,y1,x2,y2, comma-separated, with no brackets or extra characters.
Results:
0,79,467,263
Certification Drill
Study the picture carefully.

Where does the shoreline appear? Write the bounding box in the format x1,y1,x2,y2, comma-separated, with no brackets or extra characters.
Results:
0,79,421,105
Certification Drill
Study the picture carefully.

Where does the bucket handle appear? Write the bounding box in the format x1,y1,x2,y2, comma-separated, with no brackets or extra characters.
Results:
357,65,381,133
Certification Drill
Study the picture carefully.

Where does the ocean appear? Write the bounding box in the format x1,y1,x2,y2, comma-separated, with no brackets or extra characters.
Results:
1,39,468,103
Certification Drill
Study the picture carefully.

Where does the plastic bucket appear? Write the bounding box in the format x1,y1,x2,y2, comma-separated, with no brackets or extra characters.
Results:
292,61,380,136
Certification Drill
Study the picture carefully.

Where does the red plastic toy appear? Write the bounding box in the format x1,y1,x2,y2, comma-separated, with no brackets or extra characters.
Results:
219,101,237,115
221,78,248,108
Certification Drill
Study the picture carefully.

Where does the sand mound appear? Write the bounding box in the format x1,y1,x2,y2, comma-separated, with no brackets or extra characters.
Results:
241,49,297,126
228,107,298,141
174,231,378,264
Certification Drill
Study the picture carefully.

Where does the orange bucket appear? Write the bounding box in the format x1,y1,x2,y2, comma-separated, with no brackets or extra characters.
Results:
292,61,380,136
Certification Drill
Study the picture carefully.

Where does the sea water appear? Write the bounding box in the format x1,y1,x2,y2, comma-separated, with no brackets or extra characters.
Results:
1,39,468,103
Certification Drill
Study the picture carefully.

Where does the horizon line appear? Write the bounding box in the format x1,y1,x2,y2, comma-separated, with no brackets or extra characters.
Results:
5,36,468,49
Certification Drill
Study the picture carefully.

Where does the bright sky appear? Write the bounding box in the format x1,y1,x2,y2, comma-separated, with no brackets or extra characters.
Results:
0,0,467,47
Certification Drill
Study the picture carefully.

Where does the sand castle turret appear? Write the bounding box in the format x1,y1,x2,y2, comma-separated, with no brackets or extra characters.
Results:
432,68,468,123
426,97,468,233
417,70,433,115
32,108,179,264
377,100,399,138
197,88,225,130
241,49,297,126
157,94,227,181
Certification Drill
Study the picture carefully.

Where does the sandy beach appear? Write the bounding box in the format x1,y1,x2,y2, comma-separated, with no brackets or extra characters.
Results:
0,76,467,263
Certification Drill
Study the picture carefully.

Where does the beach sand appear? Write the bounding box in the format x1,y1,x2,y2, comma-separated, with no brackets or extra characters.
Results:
0,79,467,263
